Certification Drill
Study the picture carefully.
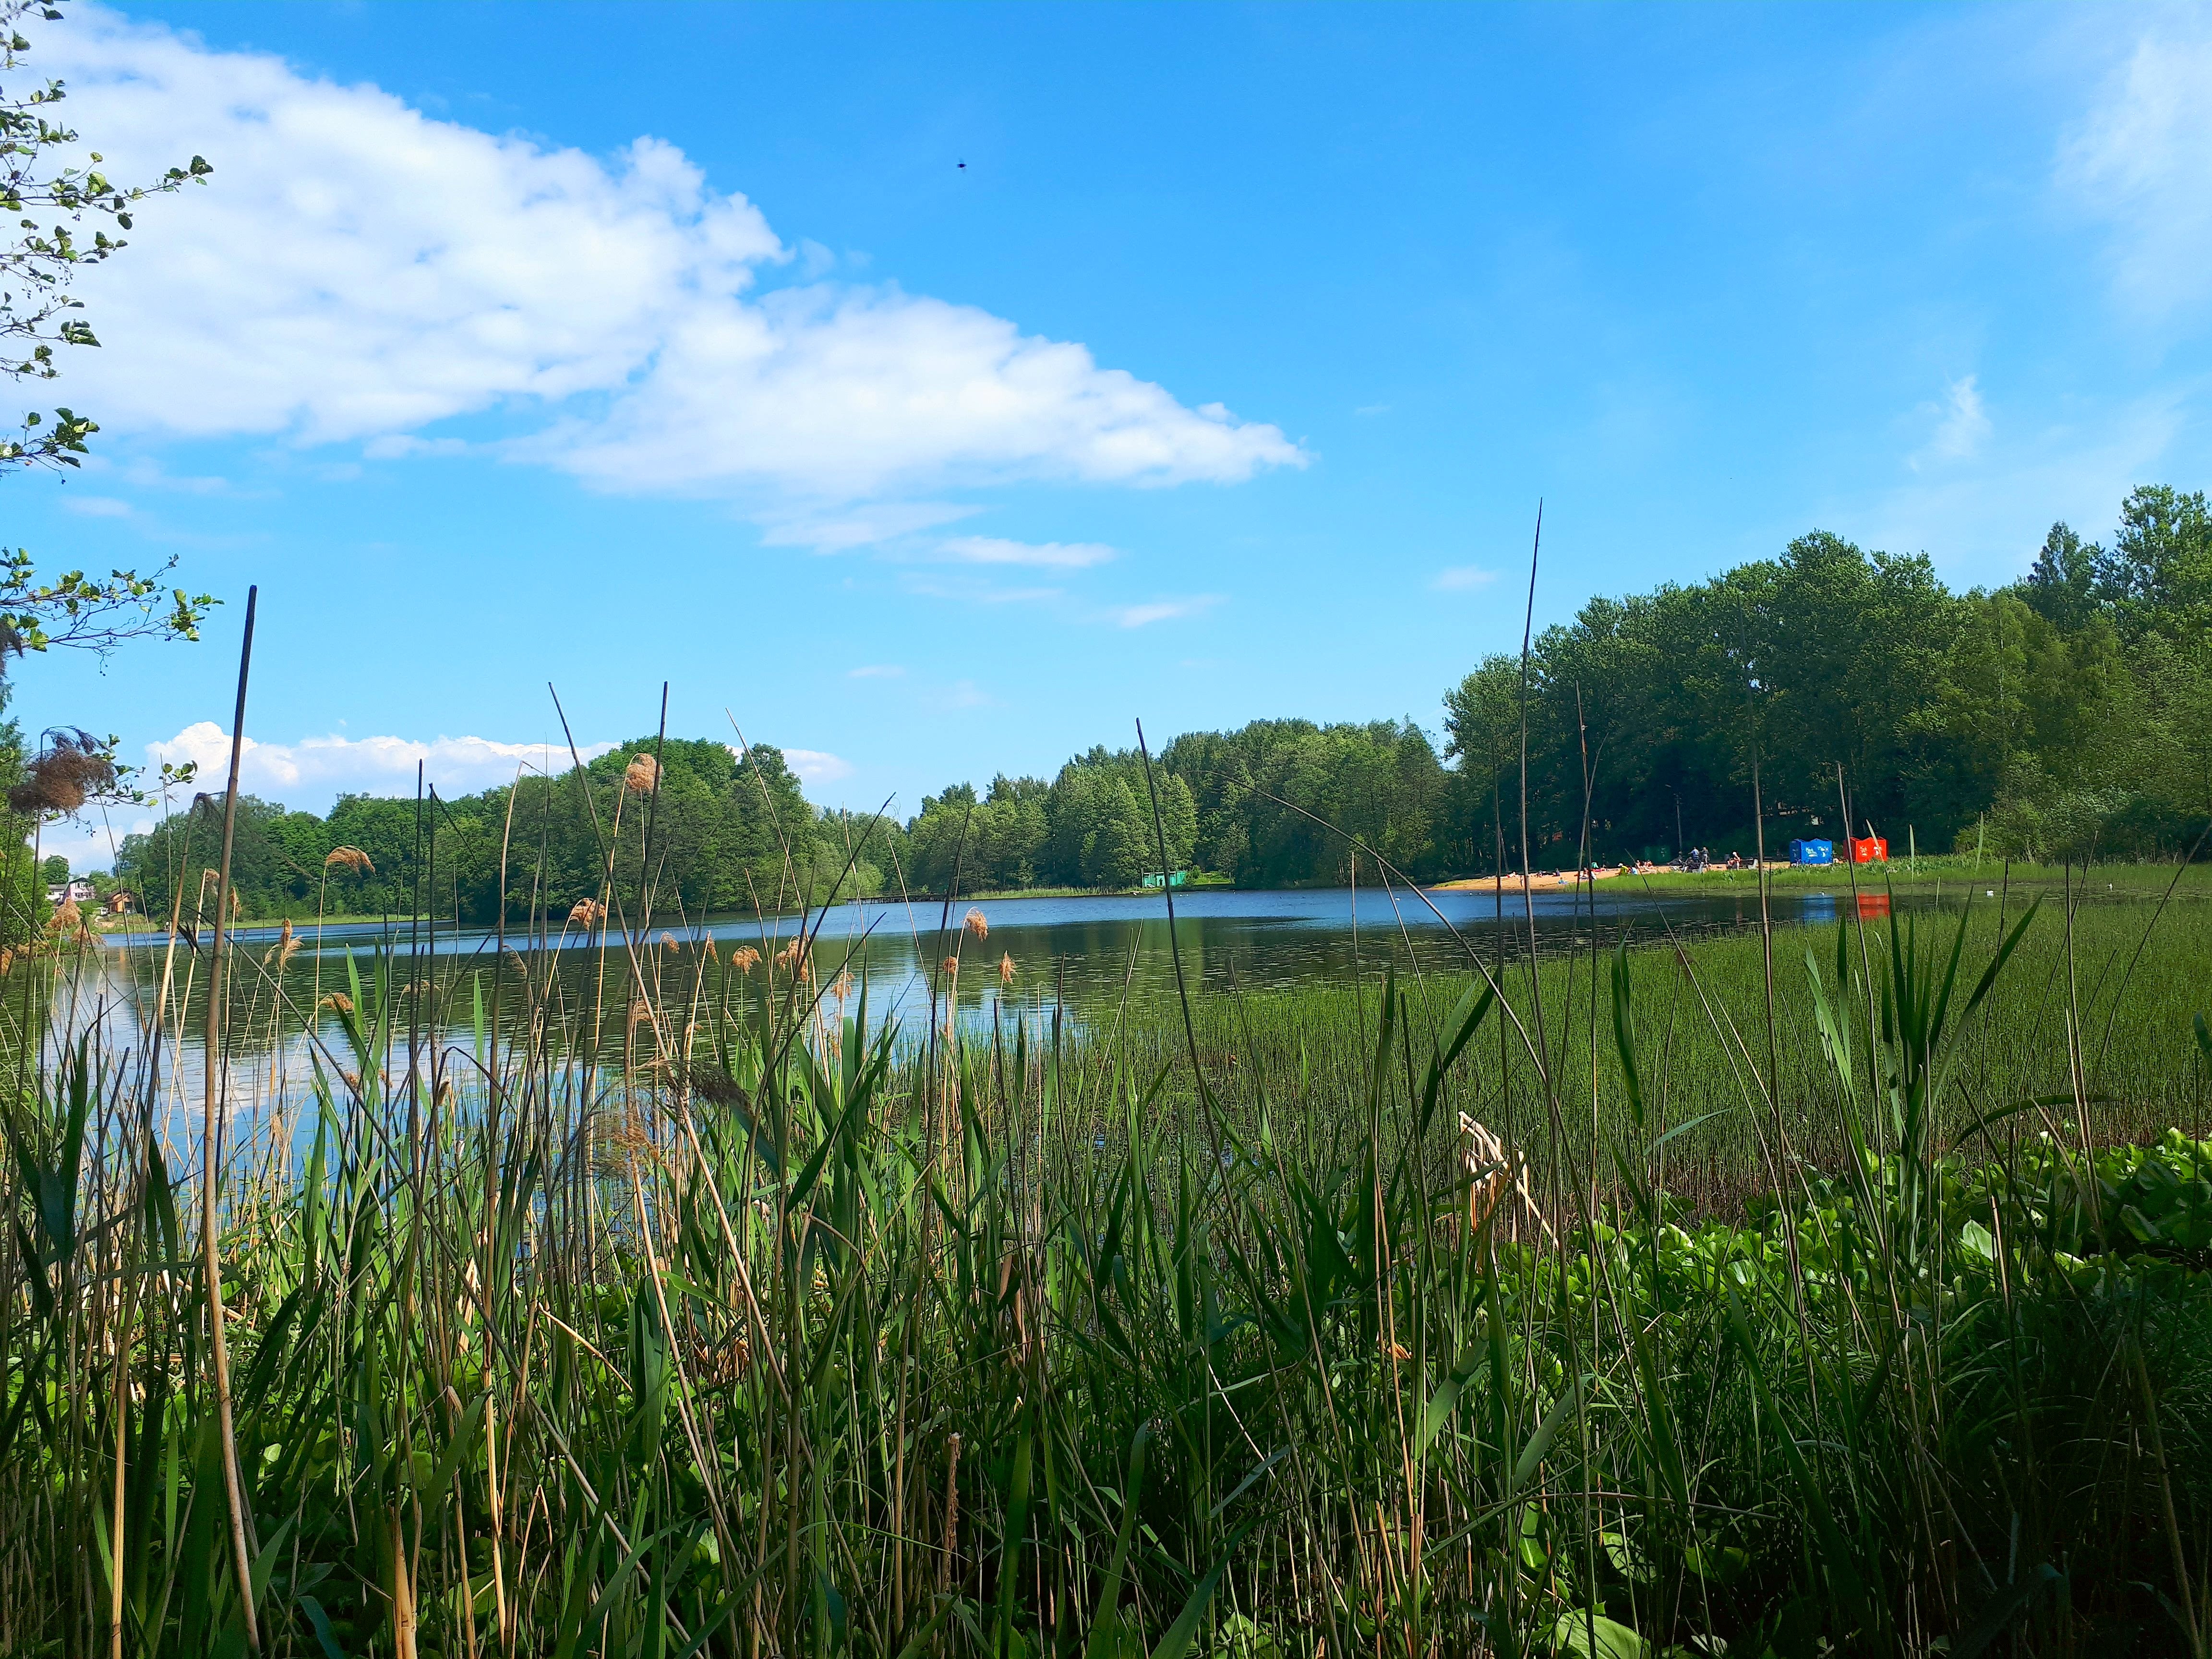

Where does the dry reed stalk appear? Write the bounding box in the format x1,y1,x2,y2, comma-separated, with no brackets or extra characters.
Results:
203,586,262,1654
1459,1113,1551,1244
390,1507,418,1659
941,1433,962,1592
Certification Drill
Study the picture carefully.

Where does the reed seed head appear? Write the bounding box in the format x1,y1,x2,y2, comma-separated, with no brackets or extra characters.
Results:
320,992,354,1017
998,951,1016,986
325,845,375,876
662,930,680,953
941,955,960,978
625,753,660,793
730,945,760,972
963,906,988,940
8,729,115,817
568,897,606,928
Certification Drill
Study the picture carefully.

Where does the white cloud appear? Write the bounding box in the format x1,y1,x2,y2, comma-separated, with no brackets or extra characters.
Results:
2059,31,2212,316
758,502,978,552
36,812,156,875
61,494,134,517
362,434,470,460
1850,388,2185,587
937,535,1116,569
781,748,854,784
1910,375,1992,469
1431,565,1498,592
847,664,905,678
1109,595,1220,627
43,6,1301,513
1354,403,1392,417
143,721,611,809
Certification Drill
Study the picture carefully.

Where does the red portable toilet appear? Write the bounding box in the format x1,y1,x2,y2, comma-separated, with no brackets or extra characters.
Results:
1849,836,1888,864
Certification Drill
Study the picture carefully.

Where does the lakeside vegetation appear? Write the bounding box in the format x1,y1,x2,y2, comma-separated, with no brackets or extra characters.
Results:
94,486,2210,927
6,827,2211,1656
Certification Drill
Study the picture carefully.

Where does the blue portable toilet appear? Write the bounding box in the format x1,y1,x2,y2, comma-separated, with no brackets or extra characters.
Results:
1790,839,1834,866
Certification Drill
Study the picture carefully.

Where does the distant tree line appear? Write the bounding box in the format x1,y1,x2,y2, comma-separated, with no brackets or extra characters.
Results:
119,738,852,927
1443,485,2212,869
111,486,2212,922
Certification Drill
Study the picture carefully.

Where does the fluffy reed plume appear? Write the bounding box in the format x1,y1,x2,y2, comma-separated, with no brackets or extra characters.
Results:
730,945,760,973
325,845,376,875
259,918,303,969
703,938,719,963
964,906,988,940
941,955,961,978
7,729,115,816
0,948,13,975
569,897,606,928
661,930,680,953
47,896,93,946
829,966,855,1007
625,752,660,793
774,938,812,978
628,998,654,1030
319,991,354,1017
998,951,1016,986
589,1105,659,1180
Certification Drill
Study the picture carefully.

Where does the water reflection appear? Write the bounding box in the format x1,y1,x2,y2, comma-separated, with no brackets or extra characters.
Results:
60,880,1951,1094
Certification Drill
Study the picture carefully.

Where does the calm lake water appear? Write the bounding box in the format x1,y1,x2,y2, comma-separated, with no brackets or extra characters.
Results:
63,879,1950,1094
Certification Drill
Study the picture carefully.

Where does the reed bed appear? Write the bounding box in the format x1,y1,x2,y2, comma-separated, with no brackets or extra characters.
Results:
3,813,2211,1658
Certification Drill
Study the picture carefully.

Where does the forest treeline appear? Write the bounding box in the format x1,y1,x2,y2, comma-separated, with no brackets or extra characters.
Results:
112,485,2212,922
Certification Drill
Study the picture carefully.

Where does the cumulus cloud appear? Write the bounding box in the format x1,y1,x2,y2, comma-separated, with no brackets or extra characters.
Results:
41,6,1300,517
1431,565,1498,592
781,748,854,784
936,536,1117,569
36,813,156,876
143,722,609,809
2059,32,2212,316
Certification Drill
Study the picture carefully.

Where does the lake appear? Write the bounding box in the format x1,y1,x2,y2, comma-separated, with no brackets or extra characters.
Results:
61,878,1954,1101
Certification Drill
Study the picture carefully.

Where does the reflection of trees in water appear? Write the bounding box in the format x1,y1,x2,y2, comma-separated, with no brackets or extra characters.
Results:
47,892,1916,1077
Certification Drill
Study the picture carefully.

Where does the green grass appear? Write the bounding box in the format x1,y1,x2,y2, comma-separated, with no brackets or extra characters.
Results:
4,848,2211,1657
1611,855,2212,900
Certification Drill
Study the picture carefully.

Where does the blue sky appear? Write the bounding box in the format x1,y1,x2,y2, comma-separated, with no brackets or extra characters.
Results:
12,1,2212,867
